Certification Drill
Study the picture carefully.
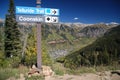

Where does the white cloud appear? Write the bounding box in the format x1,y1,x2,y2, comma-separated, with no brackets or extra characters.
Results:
110,22,119,25
74,17,79,20
0,18,4,22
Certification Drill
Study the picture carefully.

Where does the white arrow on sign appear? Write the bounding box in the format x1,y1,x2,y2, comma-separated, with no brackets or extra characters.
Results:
51,9,59,15
45,16,59,23
45,8,59,15
51,17,59,23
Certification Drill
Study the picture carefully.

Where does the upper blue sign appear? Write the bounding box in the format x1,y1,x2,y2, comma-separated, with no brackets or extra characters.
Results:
16,6,60,16
16,6,45,14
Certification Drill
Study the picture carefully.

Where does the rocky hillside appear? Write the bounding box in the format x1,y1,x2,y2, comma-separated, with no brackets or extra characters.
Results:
42,23,117,42
78,24,109,37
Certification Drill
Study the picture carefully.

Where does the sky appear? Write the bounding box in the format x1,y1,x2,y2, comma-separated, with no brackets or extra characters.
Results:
0,0,120,24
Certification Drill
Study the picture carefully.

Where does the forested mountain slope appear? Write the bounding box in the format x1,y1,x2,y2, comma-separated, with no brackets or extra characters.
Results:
57,25,120,69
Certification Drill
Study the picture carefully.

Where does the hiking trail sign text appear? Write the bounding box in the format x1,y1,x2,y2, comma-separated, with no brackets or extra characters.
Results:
16,6,59,16
16,6,59,23
16,15,44,22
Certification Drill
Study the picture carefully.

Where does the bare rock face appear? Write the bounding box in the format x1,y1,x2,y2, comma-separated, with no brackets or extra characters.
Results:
79,24,108,38
41,65,54,77
28,65,54,77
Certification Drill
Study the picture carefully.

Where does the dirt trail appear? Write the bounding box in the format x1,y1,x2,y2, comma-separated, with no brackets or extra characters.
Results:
7,71,120,80
45,71,120,80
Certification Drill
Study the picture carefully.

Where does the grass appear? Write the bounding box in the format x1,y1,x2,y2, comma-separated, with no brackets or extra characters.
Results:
72,37,96,53
51,62,120,75
25,76,45,80
0,62,119,80
0,68,20,80
66,67,96,75
52,63,65,76
0,66,29,80
66,64,120,75
95,64,120,72
0,65,48,80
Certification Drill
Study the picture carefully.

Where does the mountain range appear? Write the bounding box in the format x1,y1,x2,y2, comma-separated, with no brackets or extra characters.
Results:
0,21,119,59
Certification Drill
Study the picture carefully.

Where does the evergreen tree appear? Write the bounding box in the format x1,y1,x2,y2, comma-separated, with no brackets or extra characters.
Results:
4,0,21,58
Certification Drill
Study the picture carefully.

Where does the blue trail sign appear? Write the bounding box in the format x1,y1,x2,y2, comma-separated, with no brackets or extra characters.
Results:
16,6,60,23
16,6,59,16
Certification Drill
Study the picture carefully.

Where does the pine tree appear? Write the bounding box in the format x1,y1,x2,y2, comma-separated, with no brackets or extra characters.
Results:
4,0,21,58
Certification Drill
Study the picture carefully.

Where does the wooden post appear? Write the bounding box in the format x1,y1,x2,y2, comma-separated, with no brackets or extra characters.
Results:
36,0,42,69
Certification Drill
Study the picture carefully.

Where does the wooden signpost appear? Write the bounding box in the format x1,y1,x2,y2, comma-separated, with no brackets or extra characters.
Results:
15,0,59,69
